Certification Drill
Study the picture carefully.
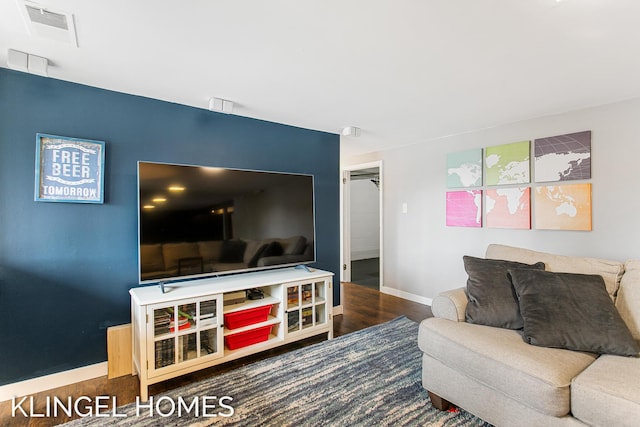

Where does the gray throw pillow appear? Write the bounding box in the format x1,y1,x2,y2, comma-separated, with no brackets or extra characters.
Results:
509,269,640,357
464,256,545,329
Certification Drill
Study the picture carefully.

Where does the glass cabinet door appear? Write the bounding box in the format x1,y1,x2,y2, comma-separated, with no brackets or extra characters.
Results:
285,280,329,336
149,295,223,373
199,299,219,356
314,281,327,327
153,306,178,369
301,307,313,328
286,285,301,333
301,284,312,305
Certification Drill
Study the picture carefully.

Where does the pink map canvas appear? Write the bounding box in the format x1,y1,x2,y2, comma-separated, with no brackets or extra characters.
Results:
446,190,482,227
485,187,531,229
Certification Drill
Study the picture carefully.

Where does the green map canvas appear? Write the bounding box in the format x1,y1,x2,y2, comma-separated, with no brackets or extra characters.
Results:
446,149,483,188
485,141,530,186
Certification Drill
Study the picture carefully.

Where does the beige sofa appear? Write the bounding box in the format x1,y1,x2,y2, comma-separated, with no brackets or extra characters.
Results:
418,244,640,426
140,235,312,281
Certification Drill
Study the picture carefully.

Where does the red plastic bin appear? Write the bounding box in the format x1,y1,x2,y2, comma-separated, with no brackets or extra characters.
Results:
224,305,272,330
225,325,273,350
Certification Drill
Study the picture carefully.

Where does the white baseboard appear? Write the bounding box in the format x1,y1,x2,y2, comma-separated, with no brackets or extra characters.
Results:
380,286,433,307
0,362,108,403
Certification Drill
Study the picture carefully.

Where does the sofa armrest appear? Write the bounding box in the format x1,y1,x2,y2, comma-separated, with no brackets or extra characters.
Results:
431,287,468,322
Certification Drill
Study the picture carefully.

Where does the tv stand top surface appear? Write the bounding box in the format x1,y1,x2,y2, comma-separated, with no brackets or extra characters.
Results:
130,266,333,306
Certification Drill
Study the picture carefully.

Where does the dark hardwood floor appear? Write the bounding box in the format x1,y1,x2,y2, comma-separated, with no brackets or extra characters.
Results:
0,282,432,426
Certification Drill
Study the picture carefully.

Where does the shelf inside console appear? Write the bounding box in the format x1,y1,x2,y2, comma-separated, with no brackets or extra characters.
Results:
223,295,280,313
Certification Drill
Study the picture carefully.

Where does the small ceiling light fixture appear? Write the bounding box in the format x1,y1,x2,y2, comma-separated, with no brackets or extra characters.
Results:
208,97,234,114
341,126,361,137
168,186,185,192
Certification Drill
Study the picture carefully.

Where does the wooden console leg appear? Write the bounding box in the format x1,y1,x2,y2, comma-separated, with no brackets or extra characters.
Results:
428,391,452,411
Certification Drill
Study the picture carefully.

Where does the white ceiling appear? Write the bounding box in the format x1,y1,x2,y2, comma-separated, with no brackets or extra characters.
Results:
2,0,640,159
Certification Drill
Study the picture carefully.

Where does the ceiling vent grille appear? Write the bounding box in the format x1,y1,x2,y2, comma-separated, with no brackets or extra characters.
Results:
18,1,78,47
25,5,68,30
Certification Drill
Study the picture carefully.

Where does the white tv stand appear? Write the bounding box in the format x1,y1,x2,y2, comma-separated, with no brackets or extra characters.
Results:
130,267,333,401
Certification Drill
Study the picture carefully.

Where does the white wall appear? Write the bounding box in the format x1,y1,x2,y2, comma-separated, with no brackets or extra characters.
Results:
350,178,380,260
344,97,640,302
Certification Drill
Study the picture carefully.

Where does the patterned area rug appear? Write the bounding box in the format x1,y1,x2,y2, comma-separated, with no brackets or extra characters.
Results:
63,317,492,426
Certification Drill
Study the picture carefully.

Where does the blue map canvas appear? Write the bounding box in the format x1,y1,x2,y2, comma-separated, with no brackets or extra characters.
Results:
446,148,482,188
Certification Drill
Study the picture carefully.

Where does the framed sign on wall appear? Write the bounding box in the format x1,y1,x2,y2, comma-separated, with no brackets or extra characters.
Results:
35,133,106,204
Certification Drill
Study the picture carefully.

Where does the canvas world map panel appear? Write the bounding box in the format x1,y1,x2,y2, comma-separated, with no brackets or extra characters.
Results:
534,183,592,230
485,187,531,229
534,130,591,182
446,190,482,227
446,148,482,188
485,141,530,186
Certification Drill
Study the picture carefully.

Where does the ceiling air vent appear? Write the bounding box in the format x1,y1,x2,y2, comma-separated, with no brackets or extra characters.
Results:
25,5,69,30
18,1,78,47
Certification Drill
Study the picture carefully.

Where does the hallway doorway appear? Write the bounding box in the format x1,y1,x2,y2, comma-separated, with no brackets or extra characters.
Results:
342,161,382,290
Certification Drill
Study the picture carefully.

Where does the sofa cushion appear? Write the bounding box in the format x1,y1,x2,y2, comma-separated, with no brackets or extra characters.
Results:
572,355,640,427
463,255,545,329
162,242,200,271
486,244,624,299
418,317,597,417
140,244,165,273
197,240,223,263
509,269,640,356
278,235,307,255
617,260,640,341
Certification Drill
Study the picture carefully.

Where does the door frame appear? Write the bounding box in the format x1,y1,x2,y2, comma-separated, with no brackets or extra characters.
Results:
341,160,383,288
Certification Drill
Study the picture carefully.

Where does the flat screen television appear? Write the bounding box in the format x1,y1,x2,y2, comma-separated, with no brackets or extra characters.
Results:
137,161,316,284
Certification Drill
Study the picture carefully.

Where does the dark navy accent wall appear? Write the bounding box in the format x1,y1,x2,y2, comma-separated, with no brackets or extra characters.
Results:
0,68,340,385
